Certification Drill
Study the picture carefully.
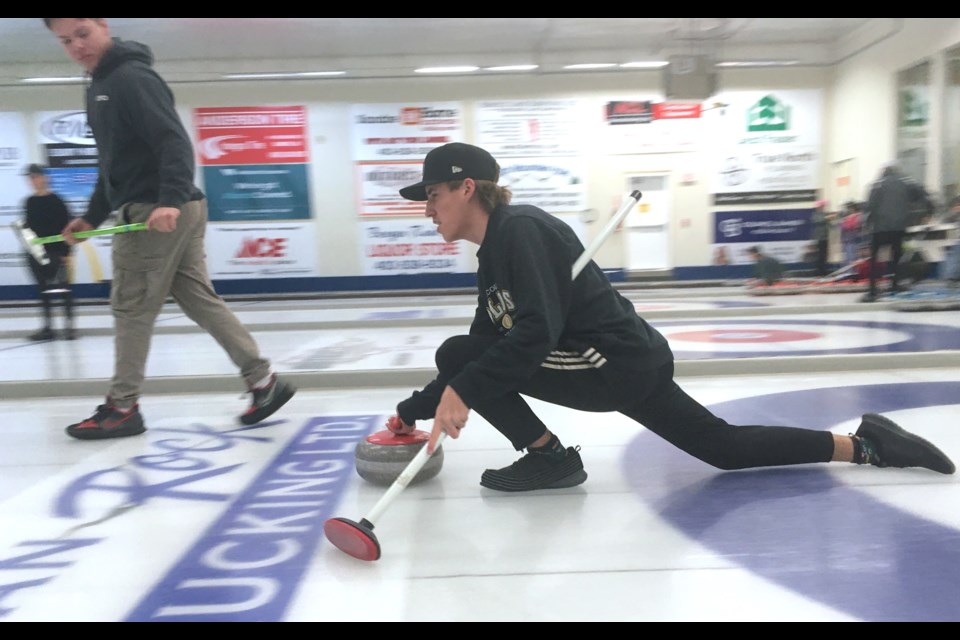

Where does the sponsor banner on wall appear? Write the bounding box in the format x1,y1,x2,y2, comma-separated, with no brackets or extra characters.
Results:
475,99,587,157
204,164,311,222
36,110,99,216
195,106,309,165
15,109,116,285
360,219,470,275
206,222,319,279
602,100,704,154
713,189,819,206
351,103,463,162
352,103,463,216
195,106,311,222
498,158,587,213
707,90,822,197
0,112,33,285
713,208,813,264
356,161,428,217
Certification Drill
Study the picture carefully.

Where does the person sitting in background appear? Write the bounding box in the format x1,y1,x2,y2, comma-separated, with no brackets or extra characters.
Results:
748,245,784,286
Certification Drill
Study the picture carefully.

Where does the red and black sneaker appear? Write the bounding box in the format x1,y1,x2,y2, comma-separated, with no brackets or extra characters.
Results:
239,375,296,425
66,403,146,440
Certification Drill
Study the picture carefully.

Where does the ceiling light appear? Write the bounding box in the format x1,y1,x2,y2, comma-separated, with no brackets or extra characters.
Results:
563,63,618,70
414,66,480,74
484,64,539,72
221,71,346,80
716,60,799,68
620,61,669,69
21,76,85,84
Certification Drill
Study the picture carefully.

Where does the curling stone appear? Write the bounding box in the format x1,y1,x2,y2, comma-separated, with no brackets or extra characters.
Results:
355,429,443,486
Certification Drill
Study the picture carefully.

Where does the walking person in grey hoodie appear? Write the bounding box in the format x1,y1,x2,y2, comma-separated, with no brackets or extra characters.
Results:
44,18,296,440
860,163,933,302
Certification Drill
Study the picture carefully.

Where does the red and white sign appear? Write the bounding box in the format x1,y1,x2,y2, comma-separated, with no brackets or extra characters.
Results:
195,106,309,166
653,102,702,119
602,98,704,154
205,222,320,279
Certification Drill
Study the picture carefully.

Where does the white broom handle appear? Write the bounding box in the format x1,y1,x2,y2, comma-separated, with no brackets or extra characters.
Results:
365,432,447,524
364,190,642,526
572,190,642,279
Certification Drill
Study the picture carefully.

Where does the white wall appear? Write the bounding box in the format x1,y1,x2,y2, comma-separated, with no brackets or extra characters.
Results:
832,19,960,200
3,18,959,281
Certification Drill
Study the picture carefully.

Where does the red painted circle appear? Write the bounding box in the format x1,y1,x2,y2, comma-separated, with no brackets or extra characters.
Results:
669,329,821,344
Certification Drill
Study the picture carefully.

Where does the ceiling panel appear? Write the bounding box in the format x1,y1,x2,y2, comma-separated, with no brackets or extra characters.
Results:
0,18,877,84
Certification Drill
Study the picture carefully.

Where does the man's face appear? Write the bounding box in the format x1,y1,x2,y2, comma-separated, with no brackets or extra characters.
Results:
424,181,471,243
48,19,113,73
27,173,46,193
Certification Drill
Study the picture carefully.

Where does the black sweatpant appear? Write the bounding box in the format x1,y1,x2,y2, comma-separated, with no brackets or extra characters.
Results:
815,238,829,276
399,335,835,471
26,252,74,328
868,230,905,295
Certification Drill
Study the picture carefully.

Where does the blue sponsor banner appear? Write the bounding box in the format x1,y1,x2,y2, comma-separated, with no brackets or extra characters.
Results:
205,164,311,222
714,209,813,244
47,167,98,216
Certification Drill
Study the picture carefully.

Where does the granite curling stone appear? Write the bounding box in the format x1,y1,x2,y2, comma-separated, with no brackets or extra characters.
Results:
355,429,444,486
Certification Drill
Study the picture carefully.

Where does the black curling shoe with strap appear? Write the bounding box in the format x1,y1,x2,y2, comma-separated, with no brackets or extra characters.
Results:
480,445,588,492
854,413,955,474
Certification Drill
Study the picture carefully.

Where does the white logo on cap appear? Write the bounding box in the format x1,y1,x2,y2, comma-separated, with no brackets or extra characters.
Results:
451,165,463,174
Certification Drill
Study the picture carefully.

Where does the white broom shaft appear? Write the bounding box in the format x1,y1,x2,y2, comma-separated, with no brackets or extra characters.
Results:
365,432,447,524
364,190,643,526
572,190,642,279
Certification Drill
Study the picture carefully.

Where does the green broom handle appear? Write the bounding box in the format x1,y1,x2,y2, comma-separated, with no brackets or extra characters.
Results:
31,222,149,245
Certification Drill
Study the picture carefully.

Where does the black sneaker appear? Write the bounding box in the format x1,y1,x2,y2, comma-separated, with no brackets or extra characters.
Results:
64,327,78,340
855,413,955,474
480,446,588,492
28,327,55,341
239,374,296,425
859,292,878,303
66,403,146,440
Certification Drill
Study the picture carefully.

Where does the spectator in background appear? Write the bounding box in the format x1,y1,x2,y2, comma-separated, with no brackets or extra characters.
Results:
941,196,960,286
20,163,76,341
839,200,864,267
712,246,730,266
748,245,784,286
811,199,832,276
860,163,933,302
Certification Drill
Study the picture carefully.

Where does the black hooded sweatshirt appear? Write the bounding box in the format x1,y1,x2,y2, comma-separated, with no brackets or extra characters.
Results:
400,203,673,415
82,38,203,227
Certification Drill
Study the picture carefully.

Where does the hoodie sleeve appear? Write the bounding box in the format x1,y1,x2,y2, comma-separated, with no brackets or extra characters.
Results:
117,66,196,209
449,216,572,407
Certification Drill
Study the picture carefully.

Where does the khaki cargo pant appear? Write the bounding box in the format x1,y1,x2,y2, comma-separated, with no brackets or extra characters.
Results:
108,199,271,407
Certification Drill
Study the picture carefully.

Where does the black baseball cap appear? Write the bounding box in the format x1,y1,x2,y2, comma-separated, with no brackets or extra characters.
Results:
23,163,47,176
399,142,499,201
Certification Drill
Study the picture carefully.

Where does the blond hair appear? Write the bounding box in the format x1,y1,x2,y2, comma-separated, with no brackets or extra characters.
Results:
447,179,512,212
